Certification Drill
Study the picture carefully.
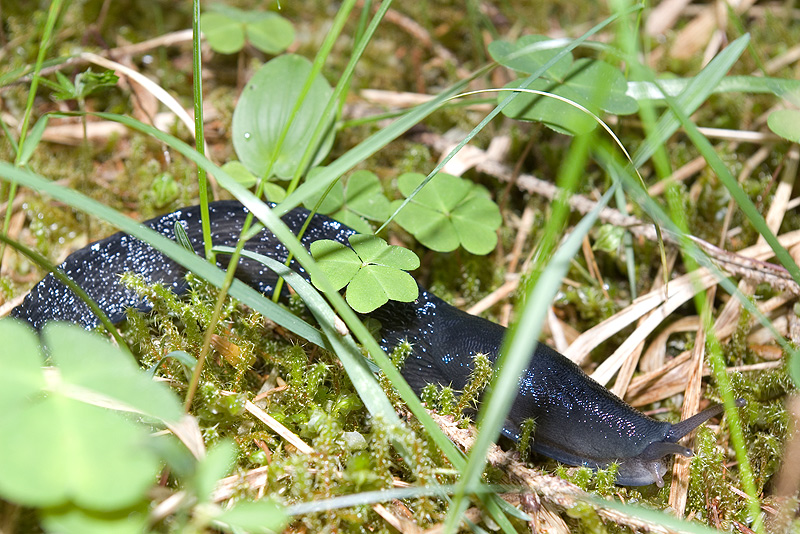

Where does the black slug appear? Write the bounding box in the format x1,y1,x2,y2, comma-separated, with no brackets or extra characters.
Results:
10,200,733,486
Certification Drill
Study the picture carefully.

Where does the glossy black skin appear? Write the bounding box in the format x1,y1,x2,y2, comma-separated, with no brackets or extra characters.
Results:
12,200,713,486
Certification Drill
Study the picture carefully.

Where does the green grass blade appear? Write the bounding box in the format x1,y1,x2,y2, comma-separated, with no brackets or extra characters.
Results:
632,34,750,167
191,0,212,259
443,182,618,531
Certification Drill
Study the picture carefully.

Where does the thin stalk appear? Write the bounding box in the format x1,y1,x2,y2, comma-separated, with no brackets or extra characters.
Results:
192,0,212,259
1,0,64,270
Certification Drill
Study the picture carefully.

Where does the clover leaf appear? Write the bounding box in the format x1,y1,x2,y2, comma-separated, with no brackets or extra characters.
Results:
391,173,502,255
304,169,392,233
0,320,183,510
310,234,419,313
201,5,294,55
232,55,334,180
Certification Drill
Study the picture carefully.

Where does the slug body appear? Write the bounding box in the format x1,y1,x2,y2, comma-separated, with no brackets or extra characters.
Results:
11,201,725,486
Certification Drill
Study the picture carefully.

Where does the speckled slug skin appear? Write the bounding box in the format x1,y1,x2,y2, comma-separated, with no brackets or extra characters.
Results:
12,200,726,486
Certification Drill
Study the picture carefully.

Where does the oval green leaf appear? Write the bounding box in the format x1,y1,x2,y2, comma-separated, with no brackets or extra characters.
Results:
232,54,334,180
488,35,573,81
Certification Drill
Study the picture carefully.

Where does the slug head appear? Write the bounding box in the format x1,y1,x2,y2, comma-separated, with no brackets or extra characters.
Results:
616,399,745,487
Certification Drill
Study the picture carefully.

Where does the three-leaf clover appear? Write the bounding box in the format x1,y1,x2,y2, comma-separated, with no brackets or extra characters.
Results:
304,169,392,233
201,5,294,55
391,172,502,255
310,235,419,313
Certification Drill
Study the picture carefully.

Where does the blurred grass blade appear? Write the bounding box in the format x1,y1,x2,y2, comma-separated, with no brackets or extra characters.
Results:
627,74,800,101
443,184,618,530
632,34,750,167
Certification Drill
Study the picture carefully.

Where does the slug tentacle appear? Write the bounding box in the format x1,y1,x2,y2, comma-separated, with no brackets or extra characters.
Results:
9,201,743,487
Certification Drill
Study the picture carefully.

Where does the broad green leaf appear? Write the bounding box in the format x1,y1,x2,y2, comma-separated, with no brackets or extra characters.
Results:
488,35,572,81
500,78,597,134
201,12,245,54
0,320,45,406
214,500,288,533
500,59,636,134
767,109,800,143
0,321,170,510
44,323,184,424
564,59,637,115
232,55,334,180
246,13,295,55
0,395,159,509
393,173,501,254
41,504,149,534
310,240,360,290
195,440,237,503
